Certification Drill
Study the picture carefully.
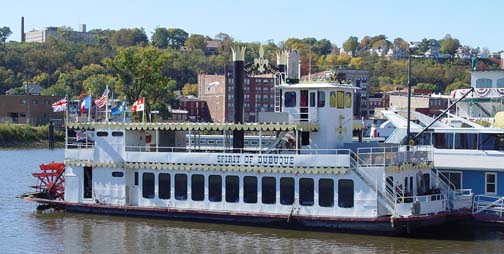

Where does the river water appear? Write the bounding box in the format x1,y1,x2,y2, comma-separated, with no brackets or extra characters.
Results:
1,149,503,254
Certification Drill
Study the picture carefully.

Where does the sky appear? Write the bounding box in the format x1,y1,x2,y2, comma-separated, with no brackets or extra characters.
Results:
2,0,503,52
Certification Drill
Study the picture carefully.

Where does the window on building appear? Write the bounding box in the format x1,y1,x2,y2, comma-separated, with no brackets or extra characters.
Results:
159,173,171,199
319,178,334,207
191,174,204,201
243,176,257,203
284,92,296,107
226,175,239,203
262,177,276,204
20,99,27,105
338,179,354,208
317,91,326,107
209,175,222,202
330,91,337,107
337,91,345,109
497,79,504,88
299,178,314,206
345,92,352,108
475,78,493,88
31,99,38,104
280,177,294,205
142,173,155,199
440,171,462,190
175,174,187,200
455,133,477,150
433,133,454,149
486,172,497,195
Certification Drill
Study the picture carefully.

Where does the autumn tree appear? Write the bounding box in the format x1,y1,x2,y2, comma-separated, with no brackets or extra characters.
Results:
343,36,358,56
440,34,460,55
110,28,148,47
182,83,198,96
185,34,207,51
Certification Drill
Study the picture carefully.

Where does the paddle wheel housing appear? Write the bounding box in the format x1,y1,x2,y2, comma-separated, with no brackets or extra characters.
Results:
31,162,65,200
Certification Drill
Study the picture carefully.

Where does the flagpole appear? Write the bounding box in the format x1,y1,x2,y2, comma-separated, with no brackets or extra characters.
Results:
87,93,92,123
105,85,109,122
64,95,68,148
142,97,145,123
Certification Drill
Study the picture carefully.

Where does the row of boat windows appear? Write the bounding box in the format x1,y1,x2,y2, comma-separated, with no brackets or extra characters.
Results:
416,132,504,150
475,78,504,88
284,91,352,109
185,139,275,146
96,131,124,137
138,173,354,208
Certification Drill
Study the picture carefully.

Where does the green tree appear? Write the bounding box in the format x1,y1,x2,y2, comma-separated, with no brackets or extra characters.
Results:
166,28,188,49
151,27,169,48
440,34,460,55
185,34,206,51
0,26,12,46
182,83,198,96
111,28,148,47
343,36,358,55
415,82,438,92
445,81,470,93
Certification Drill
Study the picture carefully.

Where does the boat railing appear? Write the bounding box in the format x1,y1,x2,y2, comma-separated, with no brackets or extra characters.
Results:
473,195,504,217
287,107,317,123
356,145,433,167
124,145,353,155
65,136,94,149
397,193,445,203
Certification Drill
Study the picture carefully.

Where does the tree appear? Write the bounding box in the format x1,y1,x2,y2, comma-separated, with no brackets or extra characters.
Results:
166,28,188,49
182,83,198,96
214,32,231,41
445,81,470,94
111,28,148,47
185,34,206,51
343,36,358,56
151,27,169,48
415,82,438,92
440,34,460,56
0,26,12,46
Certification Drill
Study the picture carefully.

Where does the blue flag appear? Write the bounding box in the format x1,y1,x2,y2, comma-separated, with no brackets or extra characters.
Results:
111,100,126,115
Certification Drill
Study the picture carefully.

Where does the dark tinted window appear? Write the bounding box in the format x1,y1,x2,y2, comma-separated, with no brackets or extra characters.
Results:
280,177,294,205
299,178,314,206
142,173,155,199
319,179,334,207
317,91,325,107
112,171,124,177
243,176,257,203
209,175,222,202
175,174,187,200
96,131,108,137
134,172,138,186
455,133,477,149
309,92,316,107
112,131,124,137
284,92,296,107
479,134,497,150
262,177,276,204
338,179,354,208
191,174,204,201
226,176,239,203
433,133,453,149
159,173,171,199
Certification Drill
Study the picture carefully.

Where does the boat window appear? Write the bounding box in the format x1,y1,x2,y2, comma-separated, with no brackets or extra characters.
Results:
208,140,215,144
455,133,477,150
111,131,124,137
337,91,345,109
191,174,205,201
84,166,93,199
280,177,294,205
385,176,394,197
475,78,492,88
433,133,454,149
345,92,352,108
338,179,354,208
262,177,276,204
216,140,223,145
112,171,124,177
317,91,326,107
479,134,497,150
225,176,239,203
209,175,222,202
486,172,497,194
175,174,187,200
440,171,462,190
134,172,138,186
142,173,155,199
330,91,337,108
159,173,171,199
497,78,504,88
319,178,334,207
243,176,258,203
284,92,296,108
301,131,309,146
309,92,316,107
251,141,258,145
416,132,431,146
299,178,314,206
96,131,108,137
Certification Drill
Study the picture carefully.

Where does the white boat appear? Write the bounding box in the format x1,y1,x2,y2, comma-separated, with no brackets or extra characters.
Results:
20,49,471,234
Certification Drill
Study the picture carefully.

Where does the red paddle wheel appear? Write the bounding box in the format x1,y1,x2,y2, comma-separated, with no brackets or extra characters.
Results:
31,162,65,200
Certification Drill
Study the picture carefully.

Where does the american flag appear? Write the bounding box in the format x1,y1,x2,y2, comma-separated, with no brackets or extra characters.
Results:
52,96,67,112
94,87,109,109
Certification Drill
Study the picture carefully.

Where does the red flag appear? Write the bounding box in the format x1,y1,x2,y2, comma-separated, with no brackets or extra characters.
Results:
131,98,145,112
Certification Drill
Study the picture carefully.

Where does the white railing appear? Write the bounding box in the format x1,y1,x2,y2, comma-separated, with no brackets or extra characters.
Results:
357,146,433,167
124,145,353,155
473,195,504,217
66,137,94,149
288,107,317,123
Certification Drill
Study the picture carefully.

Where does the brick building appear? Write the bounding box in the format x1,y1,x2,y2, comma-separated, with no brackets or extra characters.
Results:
178,95,211,122
0,95,63,125
198,70,275,123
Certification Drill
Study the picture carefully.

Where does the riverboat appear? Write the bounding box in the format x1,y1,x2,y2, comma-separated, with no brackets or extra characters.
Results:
20,48,472,234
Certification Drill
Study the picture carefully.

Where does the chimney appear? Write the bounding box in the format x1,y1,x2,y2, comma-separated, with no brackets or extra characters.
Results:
21,16,25,42
231,46,246,151
501,52,504,69
79,24,86,33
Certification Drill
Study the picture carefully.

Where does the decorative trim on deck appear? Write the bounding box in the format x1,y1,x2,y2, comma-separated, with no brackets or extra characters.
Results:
385,162,433,172
67,122,319,132
65,160,349,175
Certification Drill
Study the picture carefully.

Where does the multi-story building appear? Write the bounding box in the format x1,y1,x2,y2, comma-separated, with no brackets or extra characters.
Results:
387,91,449,117
198,70,275,123
25,24,95,43
0,95,63,125
178,96,211,122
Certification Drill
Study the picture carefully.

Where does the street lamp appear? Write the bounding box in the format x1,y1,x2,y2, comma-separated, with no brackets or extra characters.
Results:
406,42,419,146
208,81,221,122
